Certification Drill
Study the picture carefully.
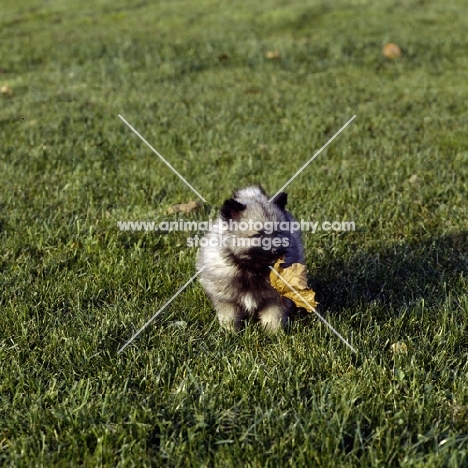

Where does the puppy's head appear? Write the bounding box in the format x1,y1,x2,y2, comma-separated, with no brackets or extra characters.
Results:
219,190,289,266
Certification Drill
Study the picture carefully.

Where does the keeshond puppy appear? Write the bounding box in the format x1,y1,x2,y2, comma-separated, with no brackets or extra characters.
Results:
196,186,305,332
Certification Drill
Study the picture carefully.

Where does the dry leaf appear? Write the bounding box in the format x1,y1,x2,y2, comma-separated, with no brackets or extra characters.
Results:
265,50,281,59
168,320,187,328
382,43,402,59
1,83,13,96
166,200,202,215
244,87,262,94
270,258,318,312
391,342,408,354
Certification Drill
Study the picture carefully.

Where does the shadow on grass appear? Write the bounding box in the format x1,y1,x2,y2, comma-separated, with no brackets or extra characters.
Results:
310,231,468,315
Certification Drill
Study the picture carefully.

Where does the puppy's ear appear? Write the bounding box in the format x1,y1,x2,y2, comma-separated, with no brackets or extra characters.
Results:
272,192,287,211
220,199,247,220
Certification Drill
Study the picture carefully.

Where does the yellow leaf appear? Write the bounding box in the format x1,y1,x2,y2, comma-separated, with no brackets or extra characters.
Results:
265,50,281,59
1,83,13,96
166,201,202,215
391,342,408,354
270,258,318,312
382,43,402,59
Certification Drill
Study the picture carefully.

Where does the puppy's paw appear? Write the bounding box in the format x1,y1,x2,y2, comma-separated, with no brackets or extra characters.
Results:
258,304,287,332
216,303,244,332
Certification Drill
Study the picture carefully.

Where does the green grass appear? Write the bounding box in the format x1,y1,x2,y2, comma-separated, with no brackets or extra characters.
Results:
1,0,468,465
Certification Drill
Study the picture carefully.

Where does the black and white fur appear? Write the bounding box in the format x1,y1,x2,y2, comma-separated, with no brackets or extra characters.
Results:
196,186,304,332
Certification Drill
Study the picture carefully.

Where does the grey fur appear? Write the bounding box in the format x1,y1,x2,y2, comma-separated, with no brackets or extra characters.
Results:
196,186,305,332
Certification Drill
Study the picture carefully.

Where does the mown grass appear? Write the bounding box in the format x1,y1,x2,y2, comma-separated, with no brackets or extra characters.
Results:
1,0,467,466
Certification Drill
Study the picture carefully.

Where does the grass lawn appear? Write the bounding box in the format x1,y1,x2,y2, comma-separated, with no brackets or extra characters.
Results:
1,0,468,465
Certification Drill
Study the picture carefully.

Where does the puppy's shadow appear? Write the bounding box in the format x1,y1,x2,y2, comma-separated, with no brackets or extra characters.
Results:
307,232,468,316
